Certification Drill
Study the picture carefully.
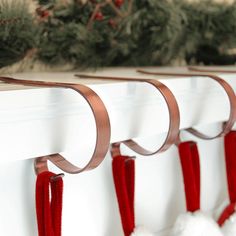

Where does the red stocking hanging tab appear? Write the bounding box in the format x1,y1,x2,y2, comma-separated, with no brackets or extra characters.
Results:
112,155,135,236
178,141,201,213
170,141,223,236
36,171,63,236
112,155,153,236
218,131,236,235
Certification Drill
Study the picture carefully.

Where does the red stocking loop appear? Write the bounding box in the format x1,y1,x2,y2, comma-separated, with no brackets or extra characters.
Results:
112,155,135,236
178,141,201,212
36,171,63,236
218,131,236,226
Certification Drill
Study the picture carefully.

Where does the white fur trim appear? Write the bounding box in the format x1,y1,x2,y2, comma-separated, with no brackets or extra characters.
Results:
221,212,236,236
130,226,154,236
170,211,223,236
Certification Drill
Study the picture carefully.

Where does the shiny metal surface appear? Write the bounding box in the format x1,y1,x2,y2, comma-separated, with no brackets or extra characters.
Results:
0,77,111,174
76,73,180,156
137,70,236,140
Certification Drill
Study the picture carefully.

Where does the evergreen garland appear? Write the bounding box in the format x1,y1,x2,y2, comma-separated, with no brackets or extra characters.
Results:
1,0,236,69
183,1,236,64
38,0,188,67
0,1,37,68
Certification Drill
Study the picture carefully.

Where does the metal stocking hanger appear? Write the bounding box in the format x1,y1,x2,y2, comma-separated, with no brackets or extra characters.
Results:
137,69,236,140
188,66,236,74
0,76,111,175
75,73,181,156
76,71,236,146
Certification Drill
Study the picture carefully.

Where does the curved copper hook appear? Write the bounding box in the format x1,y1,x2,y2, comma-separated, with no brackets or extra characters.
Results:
188,66,236,74
75,73,180,156
0,77,111,174
137,69,236,140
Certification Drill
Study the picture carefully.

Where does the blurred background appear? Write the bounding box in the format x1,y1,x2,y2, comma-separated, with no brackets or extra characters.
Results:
1,0,236,73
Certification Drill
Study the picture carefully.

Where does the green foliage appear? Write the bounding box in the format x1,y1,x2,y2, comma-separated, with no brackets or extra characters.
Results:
126,0,187,65
38,2,102,67
38,0,189,67
0,1,37,68
181,0,236,64
1,0,236,69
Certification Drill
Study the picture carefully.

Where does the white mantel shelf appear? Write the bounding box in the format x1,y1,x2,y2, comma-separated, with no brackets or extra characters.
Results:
1,67,236,163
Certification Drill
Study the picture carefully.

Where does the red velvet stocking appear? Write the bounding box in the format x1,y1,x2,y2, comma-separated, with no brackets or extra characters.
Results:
218,131,236,226
178,141,201,212
112,155,135,236
36,171,63,236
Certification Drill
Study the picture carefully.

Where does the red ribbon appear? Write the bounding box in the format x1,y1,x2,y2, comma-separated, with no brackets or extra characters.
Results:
218,131,236,226
36,171,63,236
178,141,201,212
112,155,135,236
113,141,201,235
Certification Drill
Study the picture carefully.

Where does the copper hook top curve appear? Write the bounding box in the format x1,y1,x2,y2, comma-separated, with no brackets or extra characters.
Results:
137,69,236,140
188,66,236,74
75,73,180,156
0,76,111,174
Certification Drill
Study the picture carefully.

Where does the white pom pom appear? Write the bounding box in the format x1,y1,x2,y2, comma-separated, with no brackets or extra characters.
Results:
130,226,154,236
170,211,223,236
221,212,236,236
